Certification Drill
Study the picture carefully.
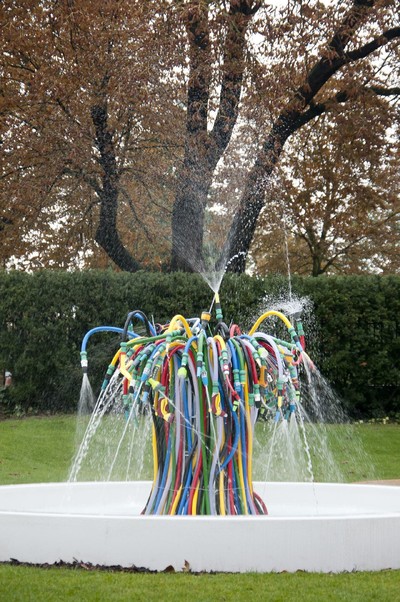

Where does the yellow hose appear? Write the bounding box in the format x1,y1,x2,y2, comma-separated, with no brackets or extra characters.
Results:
244,368,254,495
219,471,226,515
249,310,292,335
151,422,158,485
213,334,226,351
111,349,121,366
167,315,193,339
169,485,183,515
192,482,200,515
237,435,248,515
119,350,133,383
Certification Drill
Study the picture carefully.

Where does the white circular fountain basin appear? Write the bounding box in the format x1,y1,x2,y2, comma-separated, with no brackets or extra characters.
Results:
0,481,399,573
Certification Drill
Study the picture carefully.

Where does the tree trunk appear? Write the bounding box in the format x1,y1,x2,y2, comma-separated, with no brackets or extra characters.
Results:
91,102,141,272
311,253,323,277
95,190,141,272
171,1,258,272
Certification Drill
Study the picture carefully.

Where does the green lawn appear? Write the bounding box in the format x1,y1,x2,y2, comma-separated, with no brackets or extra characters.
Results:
1,566,400,602
0,417,399,600
1,416,399,485
0,415,76,485
353,424,400,480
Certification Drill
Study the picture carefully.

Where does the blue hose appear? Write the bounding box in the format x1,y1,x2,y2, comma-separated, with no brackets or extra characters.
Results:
81,326,138,353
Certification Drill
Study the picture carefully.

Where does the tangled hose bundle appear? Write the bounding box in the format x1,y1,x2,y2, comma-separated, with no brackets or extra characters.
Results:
80,294,308,516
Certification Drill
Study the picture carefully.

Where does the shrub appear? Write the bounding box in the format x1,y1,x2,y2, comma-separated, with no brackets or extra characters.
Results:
0,270,398,419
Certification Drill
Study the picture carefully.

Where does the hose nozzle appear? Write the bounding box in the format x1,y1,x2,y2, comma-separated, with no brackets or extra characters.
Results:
80,351,88,374
201,311,211,331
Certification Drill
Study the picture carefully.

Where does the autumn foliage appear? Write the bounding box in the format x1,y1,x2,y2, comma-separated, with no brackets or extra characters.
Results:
0,1,399,274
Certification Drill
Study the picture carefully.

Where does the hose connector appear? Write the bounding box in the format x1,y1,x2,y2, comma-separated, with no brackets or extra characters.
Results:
259,365,267,387
196,351,203,378
252,349,261,368
220,348,230,376
80,351,88,374
101,363,116,390
178,366,188,379
163,412,175,424
201,311,211,331
165,331,173,354
214,292,223,322
201,365,208,386
277,377,285,408
147,377,166,395
211,391,221,415
123,394,131,420
160,396,174,423
140,358,154,383
142,383,154,404
233,368,241,393
258,345,268,360
253,384,261,405
296,319,304,337
288,326,303,352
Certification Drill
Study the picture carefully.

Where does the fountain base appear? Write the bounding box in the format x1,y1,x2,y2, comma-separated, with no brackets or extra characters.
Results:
1,481,399,573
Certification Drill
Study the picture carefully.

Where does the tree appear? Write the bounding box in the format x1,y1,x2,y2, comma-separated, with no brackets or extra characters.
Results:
1,0,181,270
1,1,399,274
250,110,400,276
221,0,400,272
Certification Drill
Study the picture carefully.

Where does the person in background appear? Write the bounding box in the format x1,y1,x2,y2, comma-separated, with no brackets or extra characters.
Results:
4,371,12,387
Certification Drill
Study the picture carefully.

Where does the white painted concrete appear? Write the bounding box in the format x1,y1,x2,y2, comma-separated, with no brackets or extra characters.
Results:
0,481,399,573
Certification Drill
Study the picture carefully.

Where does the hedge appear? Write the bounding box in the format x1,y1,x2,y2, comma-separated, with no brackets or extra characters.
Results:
0,270,399,419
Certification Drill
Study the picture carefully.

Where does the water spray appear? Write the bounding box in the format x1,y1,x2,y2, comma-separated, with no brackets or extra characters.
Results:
79,293,310,515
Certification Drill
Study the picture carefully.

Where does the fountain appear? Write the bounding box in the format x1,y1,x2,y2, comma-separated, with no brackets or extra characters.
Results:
1,291,400,572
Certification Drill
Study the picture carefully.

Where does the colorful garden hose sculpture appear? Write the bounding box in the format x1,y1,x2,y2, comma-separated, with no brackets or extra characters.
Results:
80,294,308,516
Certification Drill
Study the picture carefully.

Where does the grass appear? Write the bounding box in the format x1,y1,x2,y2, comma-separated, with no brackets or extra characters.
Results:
353,424,400,480
310,423,400,482
0,417,399,600
1,566,400,602
0,415,76,485
1,416,399,486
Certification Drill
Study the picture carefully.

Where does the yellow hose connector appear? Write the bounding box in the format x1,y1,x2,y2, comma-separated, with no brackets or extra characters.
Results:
119,343,133,383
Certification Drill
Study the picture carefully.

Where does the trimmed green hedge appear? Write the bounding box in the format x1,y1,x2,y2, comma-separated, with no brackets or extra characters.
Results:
297,275,400,419
0,271,399,419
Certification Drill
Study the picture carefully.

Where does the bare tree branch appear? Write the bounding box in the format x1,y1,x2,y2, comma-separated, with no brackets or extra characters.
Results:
369,85,400,97
345,27,400,62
